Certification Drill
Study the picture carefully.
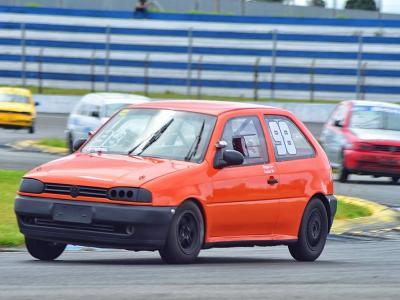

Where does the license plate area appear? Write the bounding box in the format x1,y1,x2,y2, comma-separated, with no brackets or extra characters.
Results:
53,204,93,224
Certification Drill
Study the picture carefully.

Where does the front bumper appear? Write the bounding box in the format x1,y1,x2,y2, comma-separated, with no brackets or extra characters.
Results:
15,196,175,250
344,149,400,177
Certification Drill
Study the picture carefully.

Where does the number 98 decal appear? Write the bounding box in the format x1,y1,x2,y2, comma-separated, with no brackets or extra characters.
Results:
268,121,297,156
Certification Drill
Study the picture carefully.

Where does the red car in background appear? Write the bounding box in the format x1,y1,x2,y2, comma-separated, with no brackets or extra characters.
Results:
320,101,400,183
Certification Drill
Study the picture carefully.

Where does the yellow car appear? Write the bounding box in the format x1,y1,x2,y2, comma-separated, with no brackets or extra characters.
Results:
0,87,37,134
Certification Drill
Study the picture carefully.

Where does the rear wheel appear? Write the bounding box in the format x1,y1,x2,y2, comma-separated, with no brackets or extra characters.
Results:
392,177,399,184
28,121,35,134
25,238,66,261
159,201,204,264
67,133,74,153
338,152,349,182
288,198,328,262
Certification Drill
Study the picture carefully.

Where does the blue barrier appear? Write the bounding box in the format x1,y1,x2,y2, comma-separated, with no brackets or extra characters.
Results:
2,69,400,94
2,5,400,28
2,38,400,61
2,53,400,78
2,21,400,44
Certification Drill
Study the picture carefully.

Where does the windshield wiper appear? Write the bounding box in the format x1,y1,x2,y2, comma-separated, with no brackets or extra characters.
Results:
185,120,205,162
128,118,174,156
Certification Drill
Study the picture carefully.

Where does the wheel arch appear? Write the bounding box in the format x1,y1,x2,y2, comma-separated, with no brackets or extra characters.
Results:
181,197,207,243
310,192,333,232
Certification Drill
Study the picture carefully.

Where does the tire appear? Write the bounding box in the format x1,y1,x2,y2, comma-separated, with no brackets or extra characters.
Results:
392,177,399,184
67,134,74,153
28,121,35,134
159,201,204,264
288,198,328,262
338,152,349,183
25,238,66,261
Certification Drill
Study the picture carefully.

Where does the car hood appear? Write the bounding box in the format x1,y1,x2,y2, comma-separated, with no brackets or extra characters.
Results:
26,153,195,188
350,128,400,142
0,101,33,113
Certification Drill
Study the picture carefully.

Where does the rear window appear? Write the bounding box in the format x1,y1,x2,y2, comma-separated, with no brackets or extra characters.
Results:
265,115,315,161
0,94,29,104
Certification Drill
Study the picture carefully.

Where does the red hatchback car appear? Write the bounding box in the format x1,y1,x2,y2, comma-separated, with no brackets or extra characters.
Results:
320,100,400,183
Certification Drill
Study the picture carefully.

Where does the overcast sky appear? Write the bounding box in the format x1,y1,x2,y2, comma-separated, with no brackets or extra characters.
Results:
294,0,400,13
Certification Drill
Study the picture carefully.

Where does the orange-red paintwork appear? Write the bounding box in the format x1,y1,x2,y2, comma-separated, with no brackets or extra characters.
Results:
20,101,333,244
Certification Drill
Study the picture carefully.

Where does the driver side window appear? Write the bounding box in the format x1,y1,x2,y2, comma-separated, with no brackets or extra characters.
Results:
221,116,268,165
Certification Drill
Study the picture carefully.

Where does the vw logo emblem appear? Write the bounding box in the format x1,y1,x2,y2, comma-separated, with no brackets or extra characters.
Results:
70,186,79,198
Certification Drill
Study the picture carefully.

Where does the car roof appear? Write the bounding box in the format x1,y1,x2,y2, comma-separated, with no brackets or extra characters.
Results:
129,100,279,116
85,93,150,100
0,87,32,97
346,100,400,109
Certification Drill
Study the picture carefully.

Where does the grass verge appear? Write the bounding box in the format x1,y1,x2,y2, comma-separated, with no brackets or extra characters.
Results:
14,85,341,103
0,169,372,247
37,138,68,149
0,169,26,247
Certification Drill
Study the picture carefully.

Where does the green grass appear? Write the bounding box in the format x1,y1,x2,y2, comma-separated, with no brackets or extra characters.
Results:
0,170,26,247
37,138,68,149
335,196,373,220
11,85,342,103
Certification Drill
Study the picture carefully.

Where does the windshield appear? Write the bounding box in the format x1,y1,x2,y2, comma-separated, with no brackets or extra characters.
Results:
350,106,400,131
0,94,29,104
82,108,217,162
104,103,130,117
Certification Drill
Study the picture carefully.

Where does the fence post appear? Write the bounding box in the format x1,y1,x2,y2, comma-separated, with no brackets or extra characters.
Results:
270,30,278,101
310,59,316,102
253,57,261,101
360,62,367,100
91,49,96,93
144,53,150,96
21,23,27,87
38,48,43,94
197,55,203,99
356,33,364,100
105,26,111,92
215,0,220,13
186,28,193,97
241,0,246,15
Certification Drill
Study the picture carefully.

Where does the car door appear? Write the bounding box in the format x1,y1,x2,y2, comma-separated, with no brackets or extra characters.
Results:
208,114,281,241
263,115,317,239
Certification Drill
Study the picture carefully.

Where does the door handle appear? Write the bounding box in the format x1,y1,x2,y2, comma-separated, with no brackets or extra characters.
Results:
267,176,279,185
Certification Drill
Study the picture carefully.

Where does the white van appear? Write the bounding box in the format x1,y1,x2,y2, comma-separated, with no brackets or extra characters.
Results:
66,93,150,152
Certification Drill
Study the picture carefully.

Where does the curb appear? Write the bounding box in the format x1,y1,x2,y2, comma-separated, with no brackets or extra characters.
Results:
331,195,400,237
8,139,68,155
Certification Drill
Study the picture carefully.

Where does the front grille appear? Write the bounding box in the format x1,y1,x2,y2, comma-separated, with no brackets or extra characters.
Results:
44,183,108,198
373,145,400,153
0,110,31,115
22,216,127,234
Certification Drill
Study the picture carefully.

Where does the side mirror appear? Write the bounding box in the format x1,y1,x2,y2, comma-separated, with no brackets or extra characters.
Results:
91,111,100,118
334,119,343,127
72,139,87,152
214,149,244,169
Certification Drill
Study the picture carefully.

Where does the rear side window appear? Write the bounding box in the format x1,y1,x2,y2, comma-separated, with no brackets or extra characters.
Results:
221,116,268,165
264,115,315,161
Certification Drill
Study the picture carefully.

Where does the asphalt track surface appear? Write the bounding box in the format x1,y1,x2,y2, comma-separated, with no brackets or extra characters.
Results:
0,239,399,300
1,114,399,300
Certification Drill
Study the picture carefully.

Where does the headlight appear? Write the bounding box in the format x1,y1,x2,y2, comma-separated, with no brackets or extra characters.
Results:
108,187,152,203
19,178,44,194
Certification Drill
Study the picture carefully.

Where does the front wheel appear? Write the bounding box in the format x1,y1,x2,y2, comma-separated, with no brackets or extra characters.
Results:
338,152,350,182
288,198,328,262
28,121,35,134
25,238,66,260
159,201,204,264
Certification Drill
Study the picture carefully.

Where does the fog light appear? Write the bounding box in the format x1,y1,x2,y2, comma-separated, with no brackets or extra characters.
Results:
126,225,135,235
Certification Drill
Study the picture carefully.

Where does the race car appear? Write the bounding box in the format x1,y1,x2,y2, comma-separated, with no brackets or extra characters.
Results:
16,101,336,264
320,100,400,183
0,87,37,134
